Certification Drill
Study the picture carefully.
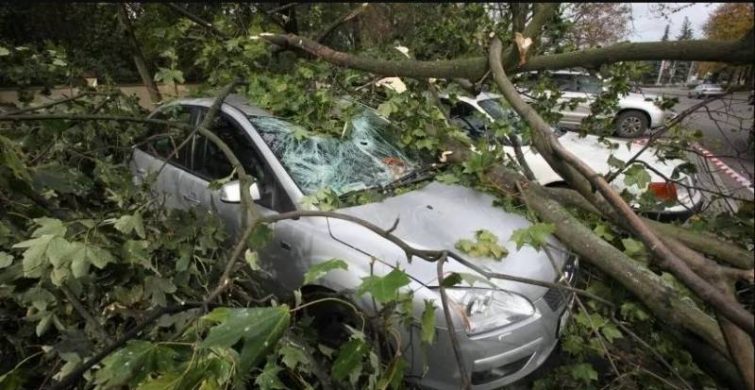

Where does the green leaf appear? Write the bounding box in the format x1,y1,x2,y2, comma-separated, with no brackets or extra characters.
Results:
111,213,146,239
0,46,9,56
569,363,598,383
607,155,625,169
440,272,462,287
255,360,285,390
303,258,348,285
331,338,368,382
201,306,290,373
510,223,555,251
144,276,177,306
357,268,410,303
13,234,53,278
31,218,67,238
600,323,623,343
623,164,651,189
244,249,261,271
420,300,436,344
247,223,273,248
0,251,12,268
94,341,180,388
279,342,310,371
593,223,615,241
455,229,509,259
621,238,645,258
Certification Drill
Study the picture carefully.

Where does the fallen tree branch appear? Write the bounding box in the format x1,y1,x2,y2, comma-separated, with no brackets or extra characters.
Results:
436,252,470,389
260,31,754,81
165,3,226,37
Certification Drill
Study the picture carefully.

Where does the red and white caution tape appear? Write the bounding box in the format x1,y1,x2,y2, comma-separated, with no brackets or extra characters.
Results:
692,144,754,194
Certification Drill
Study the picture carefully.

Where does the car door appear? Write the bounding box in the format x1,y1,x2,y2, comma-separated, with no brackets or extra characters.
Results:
553,74,592,127
191,107,298,234
130,105,197,209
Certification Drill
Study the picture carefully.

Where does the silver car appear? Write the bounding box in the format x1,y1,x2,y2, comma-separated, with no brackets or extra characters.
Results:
129,95,576,389
688,83,726,99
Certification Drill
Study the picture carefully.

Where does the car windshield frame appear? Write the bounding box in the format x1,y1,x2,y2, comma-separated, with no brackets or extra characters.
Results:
248,110,422,197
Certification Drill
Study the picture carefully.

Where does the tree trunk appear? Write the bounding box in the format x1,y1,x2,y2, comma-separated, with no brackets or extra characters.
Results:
117,3,161,104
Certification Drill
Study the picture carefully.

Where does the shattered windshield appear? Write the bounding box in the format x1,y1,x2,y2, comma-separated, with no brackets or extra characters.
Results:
250,111,417,195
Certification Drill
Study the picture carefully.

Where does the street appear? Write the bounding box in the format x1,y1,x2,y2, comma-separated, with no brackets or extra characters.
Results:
642,87,754,212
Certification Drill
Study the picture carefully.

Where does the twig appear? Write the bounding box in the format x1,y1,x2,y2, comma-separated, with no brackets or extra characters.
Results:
436,252,471,390
0,114,194,130
164,3,226,37
0,92,94,117
60,284,112,344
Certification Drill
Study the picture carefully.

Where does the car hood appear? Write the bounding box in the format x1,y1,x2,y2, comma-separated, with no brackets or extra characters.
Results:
337,182,567,299
553,132,694,193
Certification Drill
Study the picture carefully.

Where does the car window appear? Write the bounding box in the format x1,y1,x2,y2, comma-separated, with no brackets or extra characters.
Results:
193,110,295,212
143,105,196,169
193,114,257,180
446,100,489,139
574,75,603,94
552,74,576,92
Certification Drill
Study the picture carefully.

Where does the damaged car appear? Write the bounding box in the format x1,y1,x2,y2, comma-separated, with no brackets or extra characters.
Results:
130,94,577,389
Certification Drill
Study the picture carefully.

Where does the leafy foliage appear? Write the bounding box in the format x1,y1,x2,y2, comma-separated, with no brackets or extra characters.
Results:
455,229,509,260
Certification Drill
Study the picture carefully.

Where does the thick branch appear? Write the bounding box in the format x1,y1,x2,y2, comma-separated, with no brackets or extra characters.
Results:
261,32,754,81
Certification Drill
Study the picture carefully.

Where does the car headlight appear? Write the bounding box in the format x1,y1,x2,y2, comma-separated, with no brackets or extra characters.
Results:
441,288,535,335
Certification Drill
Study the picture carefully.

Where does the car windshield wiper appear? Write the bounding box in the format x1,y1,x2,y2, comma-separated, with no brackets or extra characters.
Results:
381,163,442,192
339,163,443,200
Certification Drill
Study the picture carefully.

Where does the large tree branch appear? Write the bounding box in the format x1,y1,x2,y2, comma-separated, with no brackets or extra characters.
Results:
261,31,754,81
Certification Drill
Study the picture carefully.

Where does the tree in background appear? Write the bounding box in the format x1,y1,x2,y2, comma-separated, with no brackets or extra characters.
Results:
697,3,754,85
562,3,632,49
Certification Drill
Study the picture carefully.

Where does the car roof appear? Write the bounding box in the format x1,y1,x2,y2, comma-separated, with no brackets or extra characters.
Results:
438,91,503,104
163,94,272,117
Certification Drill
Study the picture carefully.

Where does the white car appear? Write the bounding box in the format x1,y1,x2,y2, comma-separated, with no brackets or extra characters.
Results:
688,83,726,99
515,70,676,138
441,93,703,220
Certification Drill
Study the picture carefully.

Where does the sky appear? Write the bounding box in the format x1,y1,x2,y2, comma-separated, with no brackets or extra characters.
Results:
629,3,719,42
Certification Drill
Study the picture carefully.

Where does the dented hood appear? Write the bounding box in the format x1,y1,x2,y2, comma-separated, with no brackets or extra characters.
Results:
338,182,567,299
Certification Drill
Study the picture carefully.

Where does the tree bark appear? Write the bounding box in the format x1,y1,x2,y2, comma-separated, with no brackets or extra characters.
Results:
117,4,162,104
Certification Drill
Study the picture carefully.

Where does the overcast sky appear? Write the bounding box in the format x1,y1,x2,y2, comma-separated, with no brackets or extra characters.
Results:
628,3,719,42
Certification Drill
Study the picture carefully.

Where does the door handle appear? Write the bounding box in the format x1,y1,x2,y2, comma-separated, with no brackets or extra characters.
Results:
182,194,200,204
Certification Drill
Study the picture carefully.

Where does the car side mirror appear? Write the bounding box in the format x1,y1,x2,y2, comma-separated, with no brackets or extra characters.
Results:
219,180,261,203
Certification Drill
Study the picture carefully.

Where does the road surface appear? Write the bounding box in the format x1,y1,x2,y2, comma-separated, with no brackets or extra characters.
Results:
642,87,754,212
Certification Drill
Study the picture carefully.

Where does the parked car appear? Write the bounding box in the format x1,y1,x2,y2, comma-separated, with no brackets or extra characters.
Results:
440,92,703,221
515,70,676,138
130,95,577,389
688,83,726,99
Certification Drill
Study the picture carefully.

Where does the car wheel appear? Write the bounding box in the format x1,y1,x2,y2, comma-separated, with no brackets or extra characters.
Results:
614,110,649,138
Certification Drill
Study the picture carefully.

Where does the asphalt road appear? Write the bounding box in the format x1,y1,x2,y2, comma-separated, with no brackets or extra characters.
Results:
642,87,754,210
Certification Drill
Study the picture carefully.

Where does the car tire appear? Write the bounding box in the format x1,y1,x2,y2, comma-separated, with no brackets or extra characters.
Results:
614,110,649,138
